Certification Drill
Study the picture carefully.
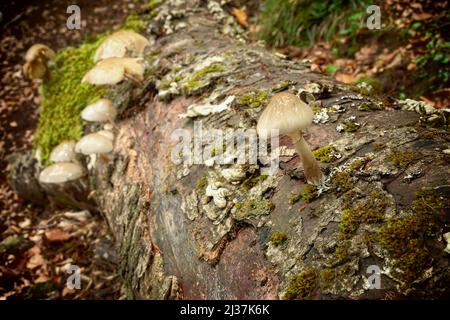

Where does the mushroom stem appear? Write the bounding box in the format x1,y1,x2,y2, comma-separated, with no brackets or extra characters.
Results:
289,131,322,185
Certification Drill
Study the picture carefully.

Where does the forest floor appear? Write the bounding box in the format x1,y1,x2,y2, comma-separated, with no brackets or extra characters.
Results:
0,0,147,299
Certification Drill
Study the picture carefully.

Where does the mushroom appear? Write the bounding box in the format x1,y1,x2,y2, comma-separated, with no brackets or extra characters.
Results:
81,99,117,122
96,129,114,141
94,30,150,62
256,92,323,185
25,44,55,62
75,132,113,155
23,44,55,80
49,141,77,163
39,162,84,184
81,57,145,85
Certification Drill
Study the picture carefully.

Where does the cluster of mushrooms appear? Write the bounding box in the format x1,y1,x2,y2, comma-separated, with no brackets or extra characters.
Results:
33,30,151,185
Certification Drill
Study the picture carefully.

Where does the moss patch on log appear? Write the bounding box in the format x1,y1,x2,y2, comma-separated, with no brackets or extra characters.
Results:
34,35,107,163
284,269,316,300
377,187,447,286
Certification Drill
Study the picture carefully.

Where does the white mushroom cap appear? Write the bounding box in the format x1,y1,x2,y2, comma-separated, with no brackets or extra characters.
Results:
256,92,314,138
81,57,144,85
81,99,117,122
49,141,77,163
96,130,114,141
94,30,150,63
75,133,113,155
39,162,84,184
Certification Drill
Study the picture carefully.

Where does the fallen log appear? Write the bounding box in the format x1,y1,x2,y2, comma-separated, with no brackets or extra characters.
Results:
8,0,450,299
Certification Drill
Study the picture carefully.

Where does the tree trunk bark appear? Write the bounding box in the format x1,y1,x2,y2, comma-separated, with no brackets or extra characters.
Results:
8,0,450,299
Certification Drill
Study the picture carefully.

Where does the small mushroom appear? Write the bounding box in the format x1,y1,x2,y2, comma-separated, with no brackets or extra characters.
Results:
23,44,55,80
39,162,84,184
75,132,113,155
81,99,117,122
94,30,150,62
96,130,114,141
49,141,77,163
257,92,323,185
23,60,47,80
25,44,55,62
81,57,145,85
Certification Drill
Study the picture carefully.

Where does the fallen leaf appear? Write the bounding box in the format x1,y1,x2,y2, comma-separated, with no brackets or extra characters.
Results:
45,228,72,242
412,12,432,21
231,7,248,27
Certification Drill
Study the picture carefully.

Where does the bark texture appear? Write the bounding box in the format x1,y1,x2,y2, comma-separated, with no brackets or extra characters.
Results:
8,0,450,299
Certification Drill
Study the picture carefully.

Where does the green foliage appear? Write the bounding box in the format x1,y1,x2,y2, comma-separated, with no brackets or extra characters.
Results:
414,33,450,83
259,0,371,48
34,35,107,163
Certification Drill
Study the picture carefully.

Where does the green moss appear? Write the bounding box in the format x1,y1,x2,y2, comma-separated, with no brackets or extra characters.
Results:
284,269,316,300
289,184,318,204
348,159,363,172
145,0,163,19
34,36,107,163
145,50,161,61
122,14,146,33
311,105,321,114
159,75,183,90
271,80,294,92
377,187,447,285
270,231,288,246
319,268,336,289
338,191,387,237
234,198,274,221
343,122,360,133
333,240,351,264
238,90,269,108
331,171,353,193
373,143,385,152
183,62,226,93
388,148,415,169
241,174,268,191
354,76,382,95
312,145,339,163
196,174,208,192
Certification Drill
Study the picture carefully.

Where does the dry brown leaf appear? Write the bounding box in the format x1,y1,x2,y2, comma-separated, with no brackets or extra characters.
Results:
335,73,355,84
231,7,248,27
45,228,72,242
412,12,432,21
26,245,45,269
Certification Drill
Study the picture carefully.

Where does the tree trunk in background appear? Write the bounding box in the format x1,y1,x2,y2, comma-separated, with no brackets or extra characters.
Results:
8,0,450,299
